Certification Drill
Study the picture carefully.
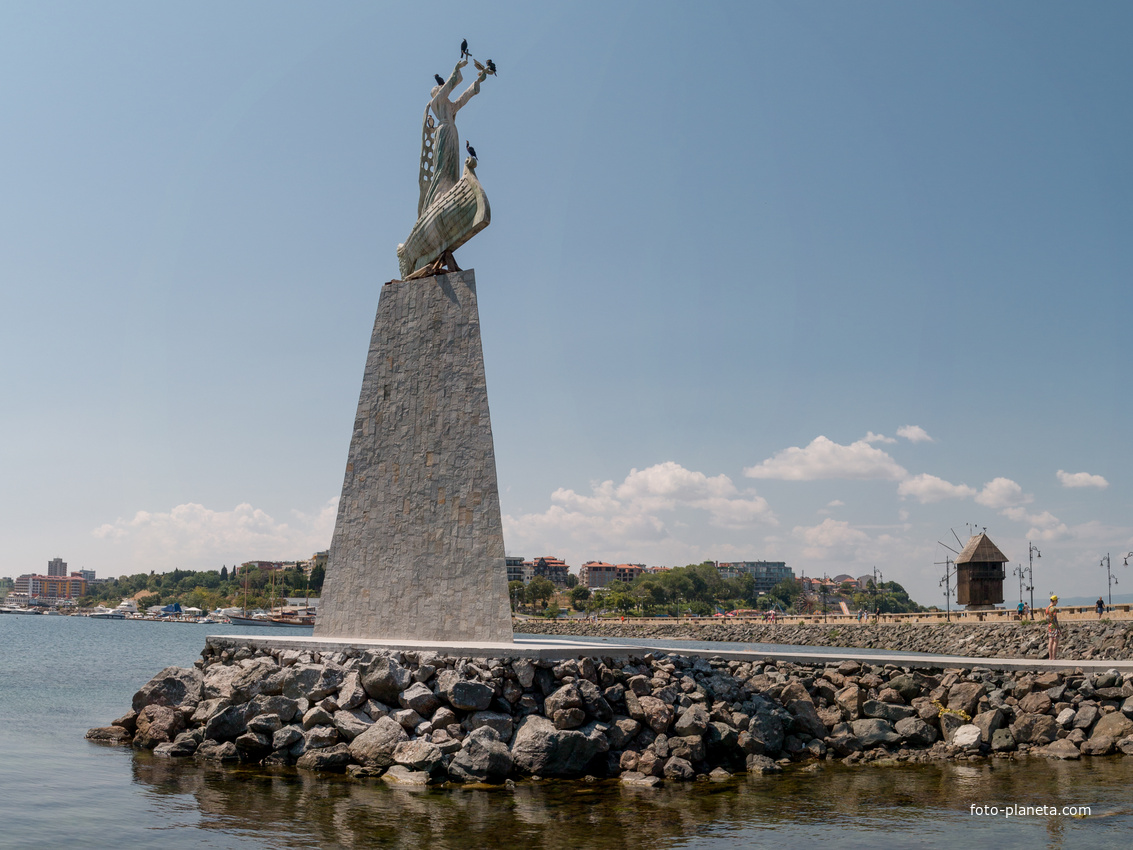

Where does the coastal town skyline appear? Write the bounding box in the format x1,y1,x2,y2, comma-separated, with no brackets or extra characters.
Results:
2,3,1131,608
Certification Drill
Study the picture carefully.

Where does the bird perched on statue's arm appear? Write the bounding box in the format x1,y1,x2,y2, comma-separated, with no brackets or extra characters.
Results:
434,73,445,87
465,141,477,159
461,39,470,59
486,59,497,76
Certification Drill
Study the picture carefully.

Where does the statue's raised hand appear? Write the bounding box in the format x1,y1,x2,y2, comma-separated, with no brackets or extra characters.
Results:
456,58,468,69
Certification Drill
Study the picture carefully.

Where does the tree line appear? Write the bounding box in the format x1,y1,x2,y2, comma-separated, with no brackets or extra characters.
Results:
511,562,924,617
79,565,324,612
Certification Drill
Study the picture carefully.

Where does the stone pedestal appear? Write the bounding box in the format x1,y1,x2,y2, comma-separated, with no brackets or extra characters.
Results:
315,270,513,642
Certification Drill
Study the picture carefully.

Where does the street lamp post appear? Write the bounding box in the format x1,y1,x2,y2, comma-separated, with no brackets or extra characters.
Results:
1027,543,1040,614
1101,553,1126,607
937,557,956,622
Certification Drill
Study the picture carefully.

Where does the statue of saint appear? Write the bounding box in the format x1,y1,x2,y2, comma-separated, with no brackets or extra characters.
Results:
398,54,494,280
418,59,489,217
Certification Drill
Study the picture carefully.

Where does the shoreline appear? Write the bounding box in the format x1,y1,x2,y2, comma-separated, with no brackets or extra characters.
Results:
86,637,1133,787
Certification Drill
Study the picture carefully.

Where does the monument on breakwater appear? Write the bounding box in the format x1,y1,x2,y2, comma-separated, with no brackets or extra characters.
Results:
314,52,512,643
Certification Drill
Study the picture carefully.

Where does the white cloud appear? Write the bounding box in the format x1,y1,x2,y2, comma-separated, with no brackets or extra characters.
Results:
974,477,1032,510
897,473,977,504
796,518,871,549
744,436,908,481
504,461,778,566
1000,506,1069,541
92,499,338,571
1057,469,1109,490
863,431,897,444
614,462,738,511
897,425,934,443
827,499,845,507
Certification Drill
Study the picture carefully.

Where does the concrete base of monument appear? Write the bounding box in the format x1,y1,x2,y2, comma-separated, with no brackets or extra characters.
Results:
204,633,647,662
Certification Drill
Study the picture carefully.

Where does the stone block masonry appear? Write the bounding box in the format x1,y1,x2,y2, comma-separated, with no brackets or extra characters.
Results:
315,270,513,643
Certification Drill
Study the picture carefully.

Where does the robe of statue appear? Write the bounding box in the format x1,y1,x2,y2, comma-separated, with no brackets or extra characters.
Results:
418,63,482,217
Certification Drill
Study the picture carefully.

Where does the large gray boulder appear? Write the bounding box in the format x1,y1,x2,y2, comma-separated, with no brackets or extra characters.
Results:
332,709,374,741
1091,712,1133,741
296,742,353,771
510,715,603,776
895,717,937,747
204,704,248,741
972,709,1005,744
134,705,185,749
272,725,304,750
946,682,986,717
348,716,408,768
336,671,367,710
195,739,239,762
244,695,299,724
465,710,513,740
787,699,829,739
282,663,344,701
399,682,441,716
850,718,901,748
132,666,203,714
835,684,865,720
862,700,916,724
1010,713,1058,745
449,680,494,712
673,705,710,737
575,679,613,721
448,727,512,783
636,696,674,734
392,740,445,775
361,656,412,704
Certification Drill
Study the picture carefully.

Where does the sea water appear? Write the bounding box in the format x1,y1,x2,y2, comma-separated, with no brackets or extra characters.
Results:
2,614,1131,849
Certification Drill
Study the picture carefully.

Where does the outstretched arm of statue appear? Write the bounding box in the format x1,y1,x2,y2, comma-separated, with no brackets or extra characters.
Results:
436,62,464,100
452,74,484,112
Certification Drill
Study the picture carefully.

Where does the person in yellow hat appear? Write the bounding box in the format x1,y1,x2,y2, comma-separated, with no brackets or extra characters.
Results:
1046,594,1060,660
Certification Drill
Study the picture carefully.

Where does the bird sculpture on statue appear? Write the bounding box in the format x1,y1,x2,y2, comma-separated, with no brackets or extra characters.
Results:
465,140,477,159
461,39,470,59
434,73,445,87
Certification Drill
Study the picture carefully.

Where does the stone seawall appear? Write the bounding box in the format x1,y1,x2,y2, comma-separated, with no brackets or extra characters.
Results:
518,619,1133,661
86,640,1133,785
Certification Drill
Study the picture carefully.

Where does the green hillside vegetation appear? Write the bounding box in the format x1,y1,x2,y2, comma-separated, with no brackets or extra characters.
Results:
514,562,925,618
78,565,324,611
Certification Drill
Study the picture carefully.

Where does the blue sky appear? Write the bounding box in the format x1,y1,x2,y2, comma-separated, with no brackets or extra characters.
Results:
2,1,1130,607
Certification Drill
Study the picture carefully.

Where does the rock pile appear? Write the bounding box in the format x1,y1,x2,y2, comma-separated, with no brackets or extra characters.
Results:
520,619,1133,661
86,642,1133,785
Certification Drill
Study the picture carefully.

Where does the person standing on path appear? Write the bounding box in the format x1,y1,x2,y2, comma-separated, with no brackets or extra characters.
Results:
1046,595,1061,660
1017,600,1025,620
1097,597,1105,618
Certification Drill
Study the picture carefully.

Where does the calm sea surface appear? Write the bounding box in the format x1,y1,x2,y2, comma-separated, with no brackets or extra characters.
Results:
2,615,1132,849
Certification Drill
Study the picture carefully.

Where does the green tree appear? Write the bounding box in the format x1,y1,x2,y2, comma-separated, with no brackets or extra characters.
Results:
569,585,591,611
527,577,555,609
565,573,579,588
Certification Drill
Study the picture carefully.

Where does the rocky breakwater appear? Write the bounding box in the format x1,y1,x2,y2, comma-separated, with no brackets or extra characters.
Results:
86,643,1133,786
520,619,1133,661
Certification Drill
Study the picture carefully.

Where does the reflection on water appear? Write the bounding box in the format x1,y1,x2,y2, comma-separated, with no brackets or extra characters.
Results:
5,617,1133,849
130,755,1133,850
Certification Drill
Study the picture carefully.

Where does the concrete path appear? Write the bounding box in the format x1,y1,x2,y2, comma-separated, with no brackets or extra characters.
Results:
208,632,1133,673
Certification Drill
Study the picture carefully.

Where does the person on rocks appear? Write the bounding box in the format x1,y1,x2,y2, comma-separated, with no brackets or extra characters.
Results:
1097,597,1105,618
1046,594,1061,660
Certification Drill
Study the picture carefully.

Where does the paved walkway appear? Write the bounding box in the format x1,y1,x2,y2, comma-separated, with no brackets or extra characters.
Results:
208,633,1133,673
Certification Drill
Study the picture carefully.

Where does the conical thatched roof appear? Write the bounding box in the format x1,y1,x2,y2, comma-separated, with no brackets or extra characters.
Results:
955,532,1009,565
